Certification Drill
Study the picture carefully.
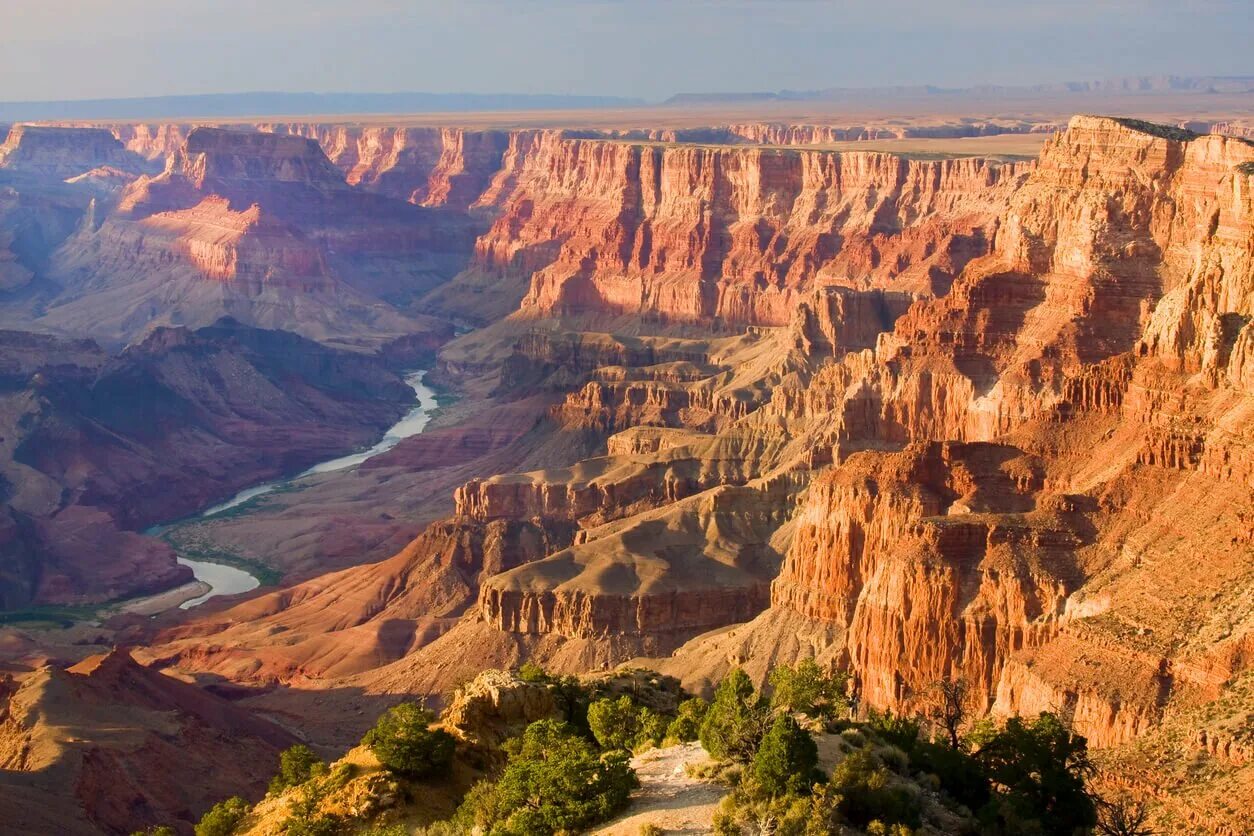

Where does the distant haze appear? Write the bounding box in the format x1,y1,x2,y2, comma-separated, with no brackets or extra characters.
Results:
1,0,1250,104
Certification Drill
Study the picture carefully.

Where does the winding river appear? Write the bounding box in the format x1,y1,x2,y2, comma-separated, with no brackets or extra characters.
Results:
172,370,437,608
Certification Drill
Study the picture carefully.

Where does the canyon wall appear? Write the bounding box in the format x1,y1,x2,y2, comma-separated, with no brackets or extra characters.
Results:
658,118,1254,773
73,115,1248,830
484,135,1032,325
0,124,148,178
38,126,460,348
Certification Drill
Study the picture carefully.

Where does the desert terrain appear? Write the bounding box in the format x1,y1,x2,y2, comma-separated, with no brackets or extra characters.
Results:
0,79,1250,833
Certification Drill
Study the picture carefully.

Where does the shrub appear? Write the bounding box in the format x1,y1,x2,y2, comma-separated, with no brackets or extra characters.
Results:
280,776,343,836
909,738,990,811
588,695,670,752
873,744,909,775
517,661,548,683
719,780,842,836
768,659,849,721
751,714,820,797
363,703,456,778
865,710,921,753
194,796,250,836
711,808,740,836
269,744,325,794
547,672,595,732
699,669,768,762
839,728,867,748
665,697,709,743
866,822,916,836
829,748,922,829
455,718,638,834
639,824,665,836
974,713,1095,835
588,695,642,751
452,779,507,834
637,707,669,751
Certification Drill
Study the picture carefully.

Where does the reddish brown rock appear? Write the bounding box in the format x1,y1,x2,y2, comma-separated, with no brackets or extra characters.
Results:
40,127,461,347
655,119,1254,777
0,321,417,607
0,125,147,179
0,648,295,834
468,132,1030,324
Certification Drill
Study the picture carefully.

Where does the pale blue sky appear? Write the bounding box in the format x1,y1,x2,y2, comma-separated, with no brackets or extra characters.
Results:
0,0,1249,102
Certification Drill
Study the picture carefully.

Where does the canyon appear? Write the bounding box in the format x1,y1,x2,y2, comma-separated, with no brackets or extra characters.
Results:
0,109,1250,833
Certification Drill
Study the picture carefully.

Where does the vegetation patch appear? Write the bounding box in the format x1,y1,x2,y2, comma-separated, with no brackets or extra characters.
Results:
173,662,1133,836
1109,117,1198,142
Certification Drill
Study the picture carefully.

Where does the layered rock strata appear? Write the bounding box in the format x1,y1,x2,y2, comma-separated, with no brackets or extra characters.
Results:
489,137,1031,324
136,118,1253,830
652,120,1254,794
0,124,147,179
39,127,461,348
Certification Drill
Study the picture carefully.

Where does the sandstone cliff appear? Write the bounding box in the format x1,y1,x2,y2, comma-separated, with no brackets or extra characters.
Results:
470,133,1031,325
123,115,1254,832
645,120,1254,832
0,124,148,179
38,127,460,348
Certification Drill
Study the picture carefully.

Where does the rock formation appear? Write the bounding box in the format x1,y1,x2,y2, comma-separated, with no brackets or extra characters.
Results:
478,136,1030,325
0,319,417,607
638,120,1254,831
0,124,148,179
37,127,461,349
184,114,1248,831
0,648,296,834
6,113,1251,832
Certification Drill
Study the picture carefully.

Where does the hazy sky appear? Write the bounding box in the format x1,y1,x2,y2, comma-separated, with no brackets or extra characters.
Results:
1,0,1250,102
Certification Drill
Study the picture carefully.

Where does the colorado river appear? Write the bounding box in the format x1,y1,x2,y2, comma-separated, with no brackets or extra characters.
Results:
172,370,437,608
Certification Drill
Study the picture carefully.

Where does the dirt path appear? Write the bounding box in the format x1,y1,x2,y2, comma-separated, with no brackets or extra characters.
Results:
592,742,728,835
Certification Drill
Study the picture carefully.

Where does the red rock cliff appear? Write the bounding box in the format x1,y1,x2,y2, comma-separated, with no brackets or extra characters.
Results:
466,131,1030,325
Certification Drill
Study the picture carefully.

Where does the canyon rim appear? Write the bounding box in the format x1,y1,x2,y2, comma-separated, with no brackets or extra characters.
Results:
0,3,1252,835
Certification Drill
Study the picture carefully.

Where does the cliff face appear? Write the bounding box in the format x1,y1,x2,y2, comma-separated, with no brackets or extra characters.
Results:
721,120,1058,144
145,517,574,684
262,124,516,210
476,483,785,650
467,132,1030,325
39,127,460,347
750,116,1254,453
658,118,1254,776
771,442,1069,712
119,117,1253,829
0,125,148,179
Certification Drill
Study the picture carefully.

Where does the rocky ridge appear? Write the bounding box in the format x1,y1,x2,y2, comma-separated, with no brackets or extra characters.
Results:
0,648,295,835
28,126,460,349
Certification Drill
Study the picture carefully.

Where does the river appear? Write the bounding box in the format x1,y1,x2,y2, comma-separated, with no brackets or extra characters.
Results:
172,370,437,608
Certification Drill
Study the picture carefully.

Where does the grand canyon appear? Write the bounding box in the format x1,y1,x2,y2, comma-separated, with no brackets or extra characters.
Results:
0,10,1252,834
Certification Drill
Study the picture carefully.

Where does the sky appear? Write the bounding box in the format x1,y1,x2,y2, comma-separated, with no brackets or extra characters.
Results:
0,0,1250,103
